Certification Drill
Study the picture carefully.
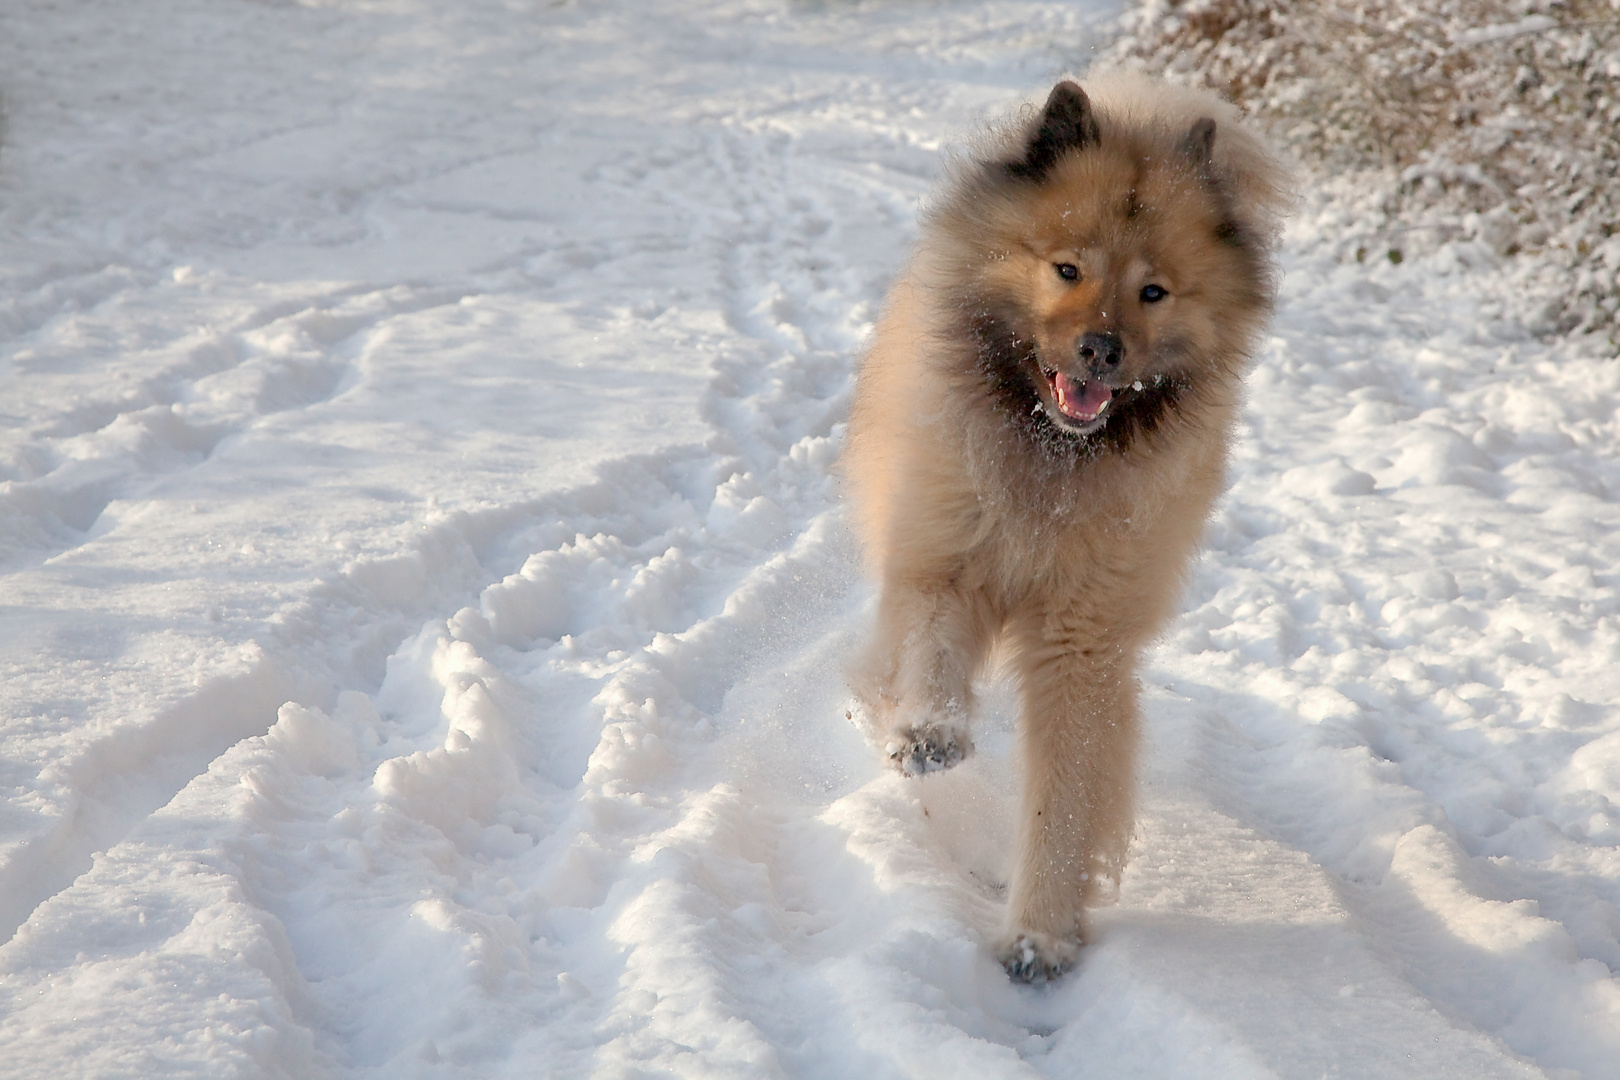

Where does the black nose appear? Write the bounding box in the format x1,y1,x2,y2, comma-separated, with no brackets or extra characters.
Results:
1078,332,1123,368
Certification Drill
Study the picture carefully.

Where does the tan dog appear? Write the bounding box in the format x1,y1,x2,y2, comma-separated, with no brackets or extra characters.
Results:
843,74,1288,981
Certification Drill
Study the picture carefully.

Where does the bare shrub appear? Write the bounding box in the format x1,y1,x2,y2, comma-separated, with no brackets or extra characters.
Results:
1110,0,1620,338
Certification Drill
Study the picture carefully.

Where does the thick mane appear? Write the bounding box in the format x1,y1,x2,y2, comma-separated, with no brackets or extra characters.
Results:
896,71,1287,518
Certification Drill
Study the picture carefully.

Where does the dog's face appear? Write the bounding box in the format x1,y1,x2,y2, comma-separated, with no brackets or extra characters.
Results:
962,83,1267,439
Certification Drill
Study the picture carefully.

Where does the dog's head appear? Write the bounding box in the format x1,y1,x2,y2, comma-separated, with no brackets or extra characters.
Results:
936,79,1282,441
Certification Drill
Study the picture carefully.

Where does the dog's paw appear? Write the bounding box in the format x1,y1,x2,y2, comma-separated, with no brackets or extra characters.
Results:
995,931,1080,984
885,724,973,776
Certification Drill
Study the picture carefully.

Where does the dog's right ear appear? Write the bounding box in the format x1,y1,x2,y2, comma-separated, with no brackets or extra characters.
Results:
1006,81,1099,181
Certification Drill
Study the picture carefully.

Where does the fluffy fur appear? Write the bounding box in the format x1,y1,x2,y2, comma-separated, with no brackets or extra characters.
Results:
842,73,1289,982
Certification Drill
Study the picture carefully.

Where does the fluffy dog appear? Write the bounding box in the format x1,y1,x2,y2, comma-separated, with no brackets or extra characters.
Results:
842,74,1288,981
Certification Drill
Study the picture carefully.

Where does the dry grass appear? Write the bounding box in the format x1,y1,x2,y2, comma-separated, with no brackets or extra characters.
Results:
1109,0,1620,338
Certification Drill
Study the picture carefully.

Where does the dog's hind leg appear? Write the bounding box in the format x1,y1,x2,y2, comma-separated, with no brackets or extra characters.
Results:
857,571,999,777
995,610,1140,981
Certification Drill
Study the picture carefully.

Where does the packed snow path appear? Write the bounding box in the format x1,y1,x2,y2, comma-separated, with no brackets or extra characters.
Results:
2,1,1618,1076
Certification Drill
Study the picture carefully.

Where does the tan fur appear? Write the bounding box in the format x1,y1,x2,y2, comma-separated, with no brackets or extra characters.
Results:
842,73,1289,981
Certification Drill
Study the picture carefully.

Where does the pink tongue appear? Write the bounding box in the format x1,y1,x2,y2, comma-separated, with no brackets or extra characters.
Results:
1053,372,1113,420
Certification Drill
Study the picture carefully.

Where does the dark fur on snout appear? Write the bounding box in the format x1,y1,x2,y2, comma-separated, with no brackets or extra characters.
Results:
843,73,1289,982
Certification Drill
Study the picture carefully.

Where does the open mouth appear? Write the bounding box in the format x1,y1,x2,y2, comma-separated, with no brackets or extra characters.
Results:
1043,369,1116,428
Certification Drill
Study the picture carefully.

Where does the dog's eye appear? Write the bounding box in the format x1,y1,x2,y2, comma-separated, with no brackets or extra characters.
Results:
1055,263,1079,281
1140,284,1168,303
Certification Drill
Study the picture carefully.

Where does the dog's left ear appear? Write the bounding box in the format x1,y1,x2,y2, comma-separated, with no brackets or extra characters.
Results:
1007,81,1100,181
1184,117,1217,167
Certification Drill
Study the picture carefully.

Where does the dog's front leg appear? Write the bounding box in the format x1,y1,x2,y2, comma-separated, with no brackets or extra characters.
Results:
996,616,1140,982
859,572,997,776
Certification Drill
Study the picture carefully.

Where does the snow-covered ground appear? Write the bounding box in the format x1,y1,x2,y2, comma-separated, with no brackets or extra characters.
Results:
2,1,1618,1076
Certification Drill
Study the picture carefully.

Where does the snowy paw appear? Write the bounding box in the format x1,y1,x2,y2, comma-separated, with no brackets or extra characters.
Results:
995,931,1080,984
885,723,973,776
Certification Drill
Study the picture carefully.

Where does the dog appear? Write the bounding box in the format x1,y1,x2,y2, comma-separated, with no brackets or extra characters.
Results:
842,73,1288,982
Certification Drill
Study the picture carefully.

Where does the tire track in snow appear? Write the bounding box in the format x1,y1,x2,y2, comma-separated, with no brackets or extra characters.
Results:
344,123,873,1069
207,112,899,1070
0,0,727,969
0,101,879,1069
238,399,850,1066
0,280,731,949
0,0,866,1031
0,275,473,575
548,122,888,1076
0,277,514,946
0,433,751,1070
0,275,377,942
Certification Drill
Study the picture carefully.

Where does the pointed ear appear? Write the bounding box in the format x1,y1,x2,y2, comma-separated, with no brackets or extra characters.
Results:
1184,117,1217,166
1007,81,1100,181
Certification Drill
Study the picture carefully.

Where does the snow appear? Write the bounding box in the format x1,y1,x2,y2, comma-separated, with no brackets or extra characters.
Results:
1,0,1618,1077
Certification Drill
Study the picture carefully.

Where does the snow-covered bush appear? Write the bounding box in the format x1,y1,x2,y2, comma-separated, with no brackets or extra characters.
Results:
1111,0,1620,341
